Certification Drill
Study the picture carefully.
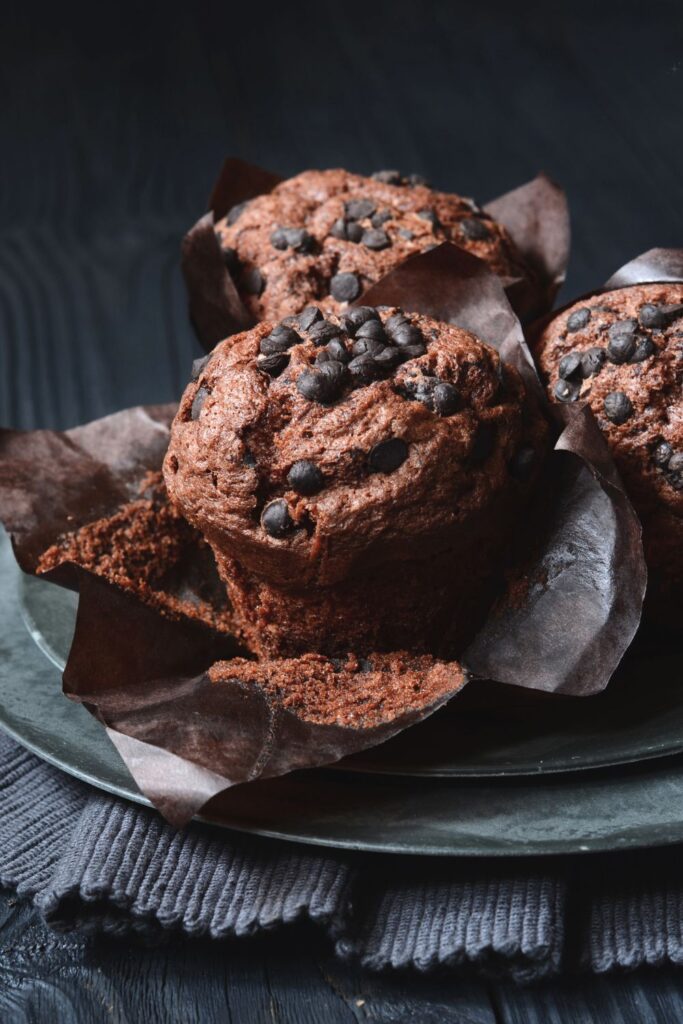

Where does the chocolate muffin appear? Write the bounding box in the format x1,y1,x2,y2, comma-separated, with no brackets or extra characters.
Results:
533,283,683,613
162,303,548,655
215,169,531,323
164,305,548,658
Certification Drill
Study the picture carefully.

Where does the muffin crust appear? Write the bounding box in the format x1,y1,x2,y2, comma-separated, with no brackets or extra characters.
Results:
215,168,530,322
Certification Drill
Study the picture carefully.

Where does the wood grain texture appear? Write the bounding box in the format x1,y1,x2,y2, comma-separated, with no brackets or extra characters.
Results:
3,889,683,1024
1,0,683,1020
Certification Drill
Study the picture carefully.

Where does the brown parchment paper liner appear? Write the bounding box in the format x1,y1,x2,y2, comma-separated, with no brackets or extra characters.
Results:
363,245,646,693
181,158,569,352
0,246,643,825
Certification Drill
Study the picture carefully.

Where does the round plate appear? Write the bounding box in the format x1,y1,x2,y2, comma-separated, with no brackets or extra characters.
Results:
19,547,683,778
3,532,683,857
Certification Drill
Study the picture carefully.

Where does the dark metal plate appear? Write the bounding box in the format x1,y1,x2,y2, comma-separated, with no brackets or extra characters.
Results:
3,531,683,856
17,542,683,778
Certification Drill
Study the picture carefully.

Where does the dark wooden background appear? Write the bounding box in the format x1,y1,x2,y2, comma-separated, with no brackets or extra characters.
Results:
2,0,683,1019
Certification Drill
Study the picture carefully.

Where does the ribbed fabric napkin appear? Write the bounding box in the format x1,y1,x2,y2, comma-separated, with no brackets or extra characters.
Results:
1,730,682,982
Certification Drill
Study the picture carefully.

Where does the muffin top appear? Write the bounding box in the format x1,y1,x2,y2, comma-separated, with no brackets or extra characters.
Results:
164,305,547,586
215,169,529,323
534,283,683,529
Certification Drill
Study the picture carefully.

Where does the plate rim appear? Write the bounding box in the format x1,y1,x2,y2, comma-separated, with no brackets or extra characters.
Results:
18,568,683,780
5,537,683,858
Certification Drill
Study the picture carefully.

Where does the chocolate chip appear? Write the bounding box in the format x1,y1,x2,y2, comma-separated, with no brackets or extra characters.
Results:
191,386,210,420
298,306,323,331
288,460,324,496
319,359,348,387
361,228,390,251
352,337,384,358
261,499,294,537
289,228,315,253
399,343,427,360
260,325,300,354
330,218,348,241
371,209,392,227
630,336,655,362
407,377,437,408
470,423,496,463
191,355,210,381
243,268,265,295
270,227,289,250
356,319,386,342
558,352,582,380
345,199,375,220
373,346,403,371
508,446,536,481
418,208,440,229
567,307,591,332
222,247,239,273
271,226,315,253
580,347,607,378
368,438,408,473
432,382,460,416
385,313,409,336
607,320,638,363
348,354,381,384
226,201,249,226
407,174,429,187
460,217,491,241
347,222,364,243
315,349,333,365
638,303,683,329
372,170,402,185
327,338,350,363
308,320,340,345
330,273,361,302
653,441,673,468
341,306,378,334
257,353,289,377
554,379,581,403
296,366,342,401
392,323,423,347
243,448,257,468
667,453,683,490
603,392,633,425
398,229,414,240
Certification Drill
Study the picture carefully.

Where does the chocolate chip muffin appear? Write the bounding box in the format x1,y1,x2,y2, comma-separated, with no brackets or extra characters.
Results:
533,284,683,614
215,169,530,323
164,305,548,658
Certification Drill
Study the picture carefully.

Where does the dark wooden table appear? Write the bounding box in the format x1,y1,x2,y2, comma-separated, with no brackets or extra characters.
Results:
2,1,683,1019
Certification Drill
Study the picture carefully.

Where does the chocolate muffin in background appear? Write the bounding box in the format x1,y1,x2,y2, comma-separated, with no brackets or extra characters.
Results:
164,304,548,659
533,283,683,617
214,168,532,323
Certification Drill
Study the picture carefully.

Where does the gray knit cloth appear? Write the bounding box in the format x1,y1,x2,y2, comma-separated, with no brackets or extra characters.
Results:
0,731,680,982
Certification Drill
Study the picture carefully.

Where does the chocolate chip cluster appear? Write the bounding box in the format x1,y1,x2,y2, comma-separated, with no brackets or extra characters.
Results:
325,195,441,303
256,305,429,406
553,301,683,426
652,442,683,492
